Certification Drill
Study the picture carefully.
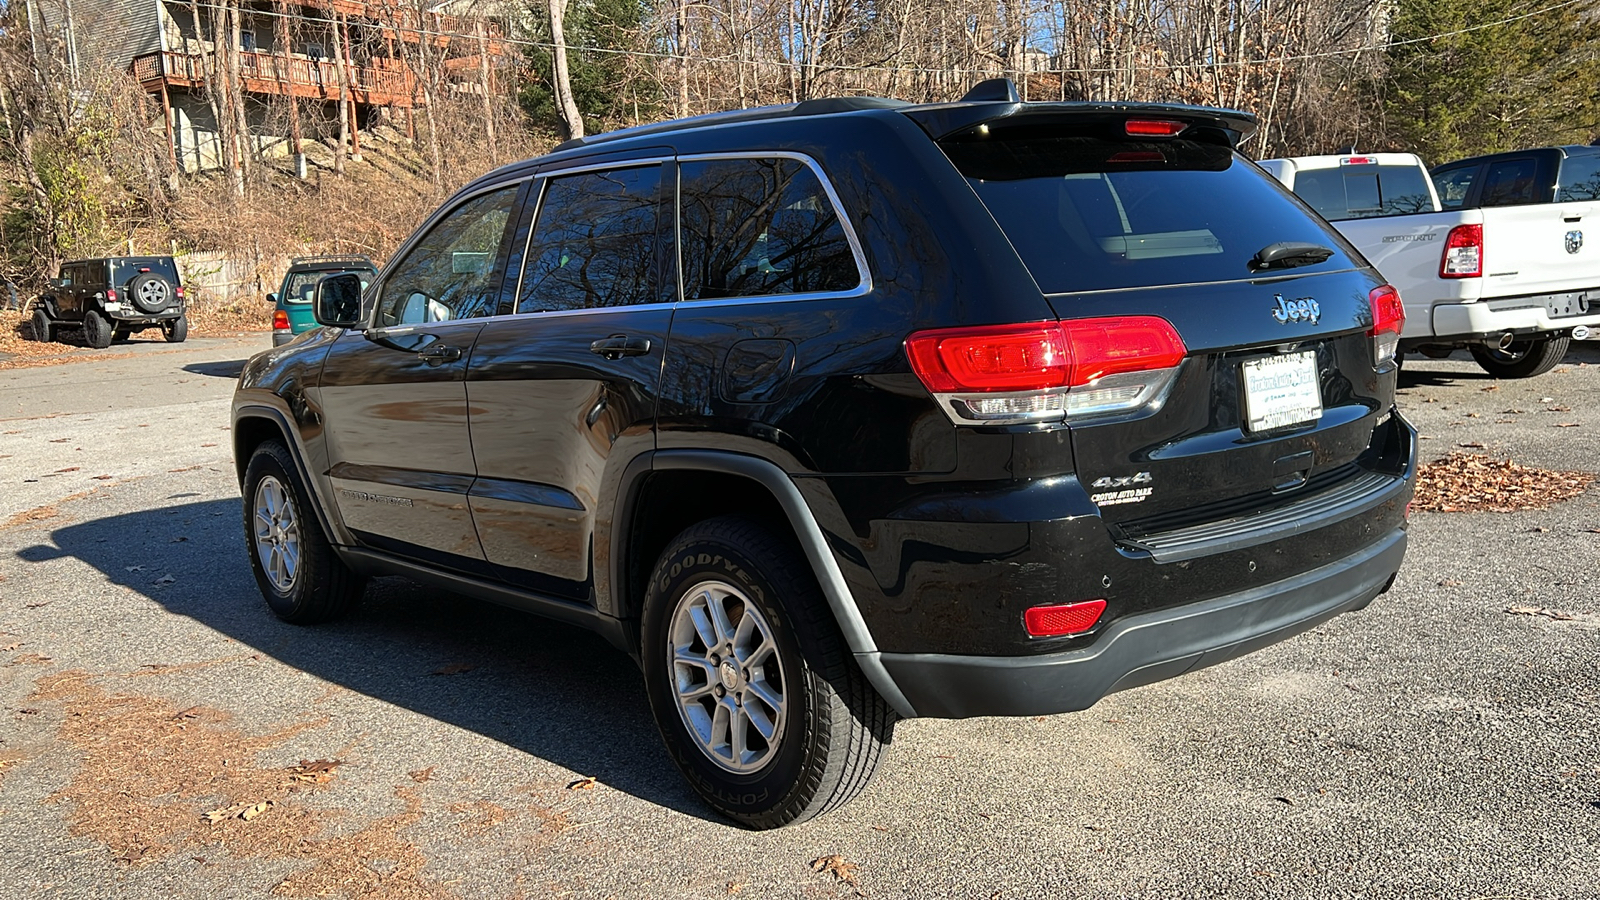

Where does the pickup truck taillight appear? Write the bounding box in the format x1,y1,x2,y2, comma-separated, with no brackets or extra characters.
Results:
1369,284,1405,366
272,310,290,331
905,316,1188,425
1440,224,1483,278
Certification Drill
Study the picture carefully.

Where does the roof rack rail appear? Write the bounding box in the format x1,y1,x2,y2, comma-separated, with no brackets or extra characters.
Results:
290,254,375,266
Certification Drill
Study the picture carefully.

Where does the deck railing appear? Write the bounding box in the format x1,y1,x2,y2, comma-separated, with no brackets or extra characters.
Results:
131,50,415,107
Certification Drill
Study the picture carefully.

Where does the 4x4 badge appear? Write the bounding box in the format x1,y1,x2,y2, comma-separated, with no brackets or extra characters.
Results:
1566,230,1583,255
1090,472,1154,506
1271,294,1320,325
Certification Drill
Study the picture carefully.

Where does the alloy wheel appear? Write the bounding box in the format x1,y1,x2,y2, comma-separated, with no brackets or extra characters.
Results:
667,579,787,774
252,475,302,593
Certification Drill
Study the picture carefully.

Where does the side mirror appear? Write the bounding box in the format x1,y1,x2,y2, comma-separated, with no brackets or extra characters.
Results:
266,292,278,304
313,272,363,328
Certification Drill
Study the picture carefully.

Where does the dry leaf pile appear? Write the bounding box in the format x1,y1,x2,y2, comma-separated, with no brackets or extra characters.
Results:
1412,453,1594,513
810,855,863,891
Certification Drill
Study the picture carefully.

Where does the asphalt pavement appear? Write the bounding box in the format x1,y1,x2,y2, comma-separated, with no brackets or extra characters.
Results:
0,335,1596,899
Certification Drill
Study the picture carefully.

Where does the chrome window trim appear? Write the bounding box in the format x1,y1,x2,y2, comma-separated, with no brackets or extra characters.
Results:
676,150,873,302
364,178,529,332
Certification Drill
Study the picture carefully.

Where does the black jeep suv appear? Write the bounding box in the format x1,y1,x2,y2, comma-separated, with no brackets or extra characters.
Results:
232,81,1416,828
31,256,188,347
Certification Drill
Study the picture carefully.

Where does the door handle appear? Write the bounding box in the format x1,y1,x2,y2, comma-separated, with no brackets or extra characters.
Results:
589,334,652,360
417,343,462,366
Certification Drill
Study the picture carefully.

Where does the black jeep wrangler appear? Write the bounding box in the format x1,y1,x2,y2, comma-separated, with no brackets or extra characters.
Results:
30,256,188,348
233,81,1416,828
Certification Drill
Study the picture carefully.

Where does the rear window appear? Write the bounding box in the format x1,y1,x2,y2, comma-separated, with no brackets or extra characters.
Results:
282,268,375,303
111,259,179,285
1433,166,1478,210
945,133,1356,294
1557,154,1600,202
1290,164,1435,220
1480,158,1540,206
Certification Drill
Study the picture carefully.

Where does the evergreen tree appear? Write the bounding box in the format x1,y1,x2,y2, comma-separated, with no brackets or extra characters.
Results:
519,0,664,136
1383,0,1600,164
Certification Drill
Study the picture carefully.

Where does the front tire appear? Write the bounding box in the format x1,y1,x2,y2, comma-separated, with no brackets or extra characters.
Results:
165,314,188,343
1470,335,1570,378
641,516,895,829
82,309,112,349
30,308,54,342
242,440,365,624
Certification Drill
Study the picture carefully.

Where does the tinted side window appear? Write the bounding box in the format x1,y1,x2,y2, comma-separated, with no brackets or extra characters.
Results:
517,166,662,314
679,157,861,300
1557,154,1600,202
1480,158,1541,206
1433,165,1478,210
377,185,518,326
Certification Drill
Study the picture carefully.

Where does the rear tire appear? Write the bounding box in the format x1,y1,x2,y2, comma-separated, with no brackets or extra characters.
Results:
1470,335,1570,378
242,439,366,624
165,314,188,343
640,515,896,829
82,309,112,349
30,308,54,342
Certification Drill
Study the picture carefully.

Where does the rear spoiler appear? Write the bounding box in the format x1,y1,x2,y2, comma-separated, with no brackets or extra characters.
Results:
902,92,1257,149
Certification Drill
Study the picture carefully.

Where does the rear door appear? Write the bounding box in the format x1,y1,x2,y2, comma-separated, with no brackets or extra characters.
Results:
945,123,1392,523
318,182,523,572
464,161,673,602
1478,151,1600,297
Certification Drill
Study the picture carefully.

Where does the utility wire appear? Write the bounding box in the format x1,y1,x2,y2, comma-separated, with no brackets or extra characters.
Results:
178,0,1590,78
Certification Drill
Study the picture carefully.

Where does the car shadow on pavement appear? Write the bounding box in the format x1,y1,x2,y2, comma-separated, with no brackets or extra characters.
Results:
17,498,716,823
181,359,249,379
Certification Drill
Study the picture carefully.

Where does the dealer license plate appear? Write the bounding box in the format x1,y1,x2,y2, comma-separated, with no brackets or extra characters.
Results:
1242,351,1322,432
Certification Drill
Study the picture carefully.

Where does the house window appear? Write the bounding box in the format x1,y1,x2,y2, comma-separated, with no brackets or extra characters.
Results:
240,30,256,51
306,43,325,59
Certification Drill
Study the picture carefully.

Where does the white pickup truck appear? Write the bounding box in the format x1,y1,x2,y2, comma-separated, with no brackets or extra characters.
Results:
1258,150,1600,377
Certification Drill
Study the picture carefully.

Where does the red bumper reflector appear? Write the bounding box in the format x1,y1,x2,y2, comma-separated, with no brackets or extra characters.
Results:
1024,599,1107,637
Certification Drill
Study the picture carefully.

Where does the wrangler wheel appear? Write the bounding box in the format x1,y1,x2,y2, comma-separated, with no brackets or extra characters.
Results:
641,516,895,829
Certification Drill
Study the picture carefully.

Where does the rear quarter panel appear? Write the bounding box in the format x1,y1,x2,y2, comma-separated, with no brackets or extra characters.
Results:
1332,210,1483,336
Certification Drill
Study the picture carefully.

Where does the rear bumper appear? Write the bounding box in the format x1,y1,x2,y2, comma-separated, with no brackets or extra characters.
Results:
106,306,183,323
272,330,294,346
1422,293,1600,341
869,526,1406,718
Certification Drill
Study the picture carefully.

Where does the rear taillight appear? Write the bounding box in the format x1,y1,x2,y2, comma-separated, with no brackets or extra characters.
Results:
905,316,1188,425
174,285,185,300
1440,224,1482,278
1125,118,1186,137
272,309,290,330
1369,284,1405,366
105,289,118,302
1024,599,1107,637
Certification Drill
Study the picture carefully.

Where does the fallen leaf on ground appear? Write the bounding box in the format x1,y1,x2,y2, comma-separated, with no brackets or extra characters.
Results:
55,466,80,473
566,776,597,790
1506,606,1578,621
287,759,342,785
408,767,435,783
91,474,113,480
202,799,273,824
1458,442,1484,449
1547,405,1572,412
1480,385,1499,392
430,663,475,676
0,641,19,652
1413,453,1593,513
811,855,861,889
1555,423,1581,428
1438,578,1463,587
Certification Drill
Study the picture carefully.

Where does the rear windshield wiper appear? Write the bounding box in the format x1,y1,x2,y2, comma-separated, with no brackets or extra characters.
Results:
1250,242,1334,272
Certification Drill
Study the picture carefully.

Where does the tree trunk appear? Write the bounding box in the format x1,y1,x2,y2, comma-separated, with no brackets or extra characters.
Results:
477,19,497,165
548,0,584,140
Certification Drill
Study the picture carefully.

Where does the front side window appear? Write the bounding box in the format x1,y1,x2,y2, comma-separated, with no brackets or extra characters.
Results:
517,166,662,314
1480,158,1540,206
1433,166,1478,210
679,157,861,300
1557,154,1600,202
376,185,517,327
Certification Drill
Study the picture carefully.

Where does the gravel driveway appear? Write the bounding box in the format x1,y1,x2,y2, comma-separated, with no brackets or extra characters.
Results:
1,335,1596,899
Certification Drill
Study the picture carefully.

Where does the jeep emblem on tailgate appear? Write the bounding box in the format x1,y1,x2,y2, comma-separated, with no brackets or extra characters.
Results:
1271,294,1320,325
1566,230,1583,255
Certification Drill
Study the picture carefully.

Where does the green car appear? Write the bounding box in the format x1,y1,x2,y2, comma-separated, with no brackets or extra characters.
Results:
270,255,377,346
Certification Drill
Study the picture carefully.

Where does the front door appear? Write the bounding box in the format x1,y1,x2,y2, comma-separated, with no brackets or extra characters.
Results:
466,163,673,602
318,182,523,573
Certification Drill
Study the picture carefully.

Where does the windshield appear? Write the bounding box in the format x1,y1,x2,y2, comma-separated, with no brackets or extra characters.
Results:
282,269,375,303
1291,164,1436,220
944,132,1357,294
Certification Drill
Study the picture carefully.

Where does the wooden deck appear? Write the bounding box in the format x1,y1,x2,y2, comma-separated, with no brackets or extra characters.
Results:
131,50,416,108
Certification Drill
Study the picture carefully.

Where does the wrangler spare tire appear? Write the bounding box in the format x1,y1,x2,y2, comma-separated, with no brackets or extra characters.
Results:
128,273,174,314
